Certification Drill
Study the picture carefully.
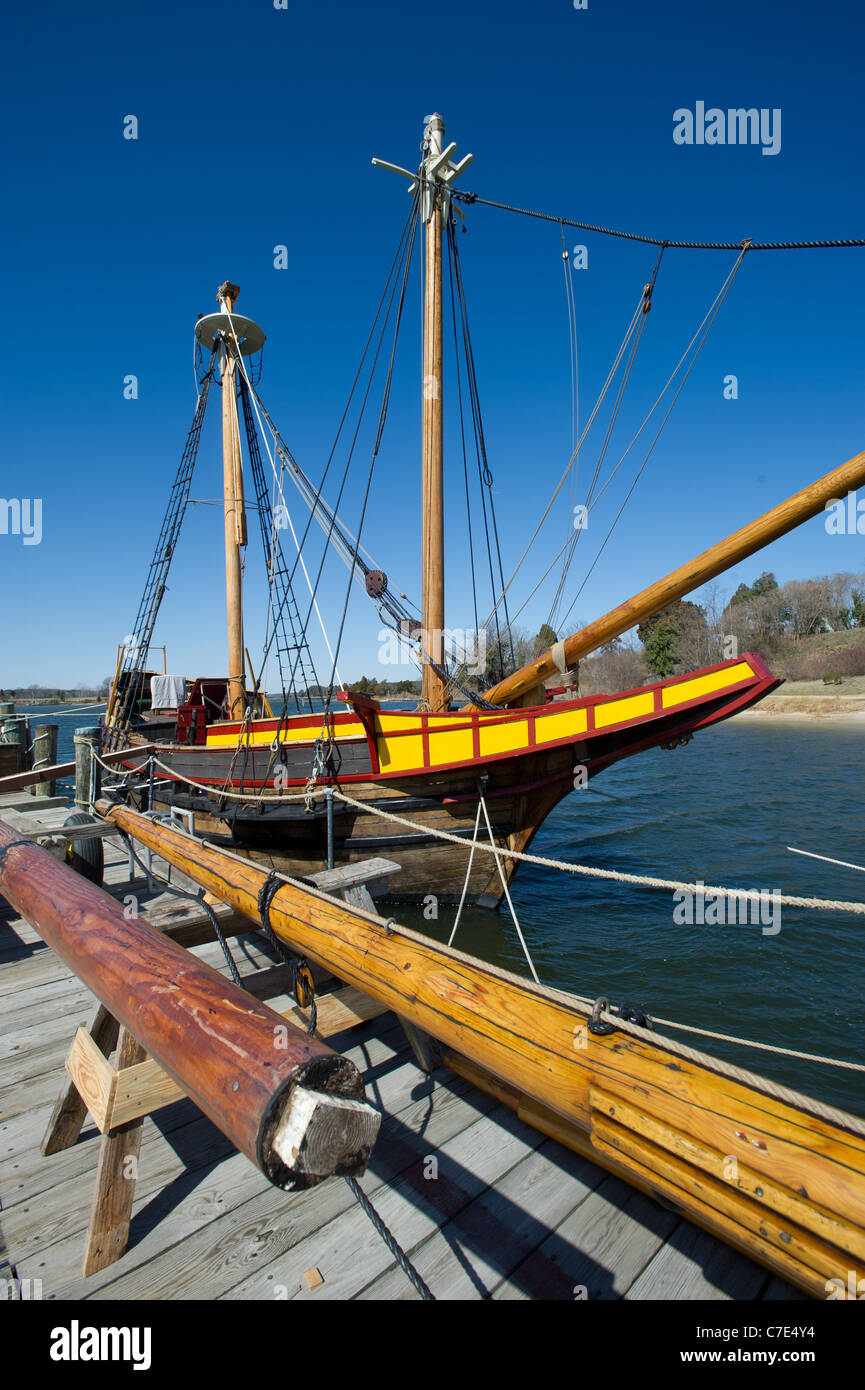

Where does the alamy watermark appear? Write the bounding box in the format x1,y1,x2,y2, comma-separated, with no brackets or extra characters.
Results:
825,490,865,535
673,103,781,157
673,880,781,936
1,498,42,545
378,625,487,674
826,1271,865,1300
50,1321,151,1370
2,1276,42,1300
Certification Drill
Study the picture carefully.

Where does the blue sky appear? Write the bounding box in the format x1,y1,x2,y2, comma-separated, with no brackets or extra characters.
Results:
2,0,863,688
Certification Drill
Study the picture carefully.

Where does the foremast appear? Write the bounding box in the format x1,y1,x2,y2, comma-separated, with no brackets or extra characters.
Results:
217,281,247,719
194,284,266,720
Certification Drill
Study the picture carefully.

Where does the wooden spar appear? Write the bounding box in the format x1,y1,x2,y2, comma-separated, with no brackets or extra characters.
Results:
94,799,865,1296
0,743,157,795
0,819,379,1188
479,446,865,708
421,115,446,713
218,280,247,721
105,642,125,730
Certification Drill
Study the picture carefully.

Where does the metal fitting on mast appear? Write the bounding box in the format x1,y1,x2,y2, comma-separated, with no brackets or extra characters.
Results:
372,112,473,224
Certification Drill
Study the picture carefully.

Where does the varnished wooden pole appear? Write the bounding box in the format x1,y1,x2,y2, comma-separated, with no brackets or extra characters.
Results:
0,820,378,1188
479,447,865,708
421,117,446,712
93,798,865,1300
219,281,247,720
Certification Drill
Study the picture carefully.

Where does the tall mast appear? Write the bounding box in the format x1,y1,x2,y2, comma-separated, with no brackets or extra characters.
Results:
217,281,247,719
421,115,446,711
195,284,266,721
372,117,472,711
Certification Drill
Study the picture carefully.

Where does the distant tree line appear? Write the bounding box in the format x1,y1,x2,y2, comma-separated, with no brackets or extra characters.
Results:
305,678,423,699
0,681,111,702
634,570,865,681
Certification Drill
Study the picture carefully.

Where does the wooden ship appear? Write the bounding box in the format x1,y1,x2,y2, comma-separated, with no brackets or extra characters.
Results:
1,113,864,1300
101,112,865,906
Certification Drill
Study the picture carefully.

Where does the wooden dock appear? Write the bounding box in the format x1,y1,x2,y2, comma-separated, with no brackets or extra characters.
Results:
0,802,806,1301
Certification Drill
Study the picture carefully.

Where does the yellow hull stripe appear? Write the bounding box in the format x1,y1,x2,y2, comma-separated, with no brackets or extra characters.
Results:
535,708,588,743
661,661,753,709
594,691,655,728
377,734,425,772
206,720,366,748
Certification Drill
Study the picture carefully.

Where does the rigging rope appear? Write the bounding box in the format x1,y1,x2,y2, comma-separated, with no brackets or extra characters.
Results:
256,190,423,704
449,185,865,252
446,216,515,682
547,246,664,632
321,191,422,710
479,286,647,640
108,356,216,743
495,241,744,642
224,308,342,701
238,374,322,710
556,243,749,632
447,787,540,982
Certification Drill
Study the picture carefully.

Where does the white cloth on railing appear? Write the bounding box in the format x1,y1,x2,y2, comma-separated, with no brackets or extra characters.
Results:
150,675,187,710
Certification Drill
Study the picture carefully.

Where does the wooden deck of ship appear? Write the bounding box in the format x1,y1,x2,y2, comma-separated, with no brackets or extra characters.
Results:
0,794,806,1302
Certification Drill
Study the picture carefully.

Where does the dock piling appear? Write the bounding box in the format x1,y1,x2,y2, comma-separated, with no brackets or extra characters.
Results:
74,726,102,812
1,715,31,775
32,724,59,798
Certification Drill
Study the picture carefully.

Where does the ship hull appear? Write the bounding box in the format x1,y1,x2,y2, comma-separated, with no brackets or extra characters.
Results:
111,654,781,906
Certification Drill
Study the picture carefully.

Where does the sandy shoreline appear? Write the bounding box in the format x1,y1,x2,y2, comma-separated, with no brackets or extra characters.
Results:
738,709,865,723
738,700,865,724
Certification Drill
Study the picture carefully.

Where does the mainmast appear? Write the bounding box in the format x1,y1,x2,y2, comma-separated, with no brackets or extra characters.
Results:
195,284,266,720
373,115,472,712
420,115,446,711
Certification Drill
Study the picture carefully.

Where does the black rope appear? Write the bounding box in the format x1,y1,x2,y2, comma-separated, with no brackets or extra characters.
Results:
238,373,321,712
109,355,216,743
344,1176,435,1300
256,872,318,1033
446,217,480,639
547,242,666,632
322,190,421,710
450,185,865,252
555,244,748,634
447,217,515,677
256,191,422,693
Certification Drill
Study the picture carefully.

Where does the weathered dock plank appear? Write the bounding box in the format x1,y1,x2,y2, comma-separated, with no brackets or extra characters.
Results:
628,1218,770,1300
220,1102,545,1301
492,1176,680,1300
357,1139,607,1300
